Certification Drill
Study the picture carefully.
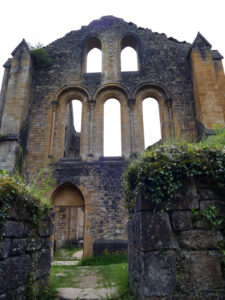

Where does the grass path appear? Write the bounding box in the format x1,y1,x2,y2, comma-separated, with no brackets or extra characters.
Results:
49,248,133,299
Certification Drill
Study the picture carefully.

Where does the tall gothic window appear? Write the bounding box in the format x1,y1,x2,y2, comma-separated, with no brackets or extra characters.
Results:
121,35,138,71
142,98,161,148
104,98,121,156
64,99,82,157
84,37,102,73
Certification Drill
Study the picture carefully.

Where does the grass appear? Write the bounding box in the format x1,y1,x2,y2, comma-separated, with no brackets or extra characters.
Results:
49,251,134,299
79,251,128,266
53,247,81,261
96,263,135,300
50,265,84,288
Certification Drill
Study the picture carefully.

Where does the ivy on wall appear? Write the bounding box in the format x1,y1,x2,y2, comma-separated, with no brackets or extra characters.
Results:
124,128,225,215
0,170,52,236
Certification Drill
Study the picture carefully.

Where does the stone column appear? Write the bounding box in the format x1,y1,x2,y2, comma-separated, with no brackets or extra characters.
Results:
131,98,145,154
0,39,32,171
48,101,58,157
0,59,11,128
88,99,96,157
102,35,120,83
127,98,137,155
1,39,32,135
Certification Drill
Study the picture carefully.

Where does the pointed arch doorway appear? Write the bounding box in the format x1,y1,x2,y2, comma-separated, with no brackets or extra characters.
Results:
52,182,86,254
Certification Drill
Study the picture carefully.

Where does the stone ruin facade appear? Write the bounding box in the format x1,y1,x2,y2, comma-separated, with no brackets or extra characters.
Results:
0,16,224,257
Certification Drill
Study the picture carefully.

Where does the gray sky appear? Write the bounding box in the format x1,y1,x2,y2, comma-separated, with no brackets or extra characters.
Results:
0,0,224,152
0,0,224,85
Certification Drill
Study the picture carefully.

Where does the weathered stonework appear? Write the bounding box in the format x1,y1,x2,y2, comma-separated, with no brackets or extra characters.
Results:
0,16,224,256
128,178,225,299
0,205,54,300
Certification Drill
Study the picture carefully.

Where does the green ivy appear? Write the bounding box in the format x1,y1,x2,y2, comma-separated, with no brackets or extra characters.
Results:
191,206,223,230
31,44,52,67
124,138,225,215
0,170,51,237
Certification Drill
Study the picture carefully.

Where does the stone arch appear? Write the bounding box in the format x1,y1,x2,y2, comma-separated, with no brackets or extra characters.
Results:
94,85,131,158
94,83,129,100
82,36,102,73
135,83,174,145
51,182,93,258
49,86,91,161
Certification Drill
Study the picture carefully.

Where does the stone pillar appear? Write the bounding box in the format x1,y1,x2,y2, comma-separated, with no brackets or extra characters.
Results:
190,33,225,133
127,98,136,155
0,59,11,128
132,98,145,153
80,98,89,159
48,101,58,157
88,99,96,157
1,39,32,135
0,39,32,171
102,36,120,82
213,57,225,118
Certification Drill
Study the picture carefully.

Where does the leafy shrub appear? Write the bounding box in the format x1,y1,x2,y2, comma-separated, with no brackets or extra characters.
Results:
124,128,225,214
0,169,51,234
30,43,52,67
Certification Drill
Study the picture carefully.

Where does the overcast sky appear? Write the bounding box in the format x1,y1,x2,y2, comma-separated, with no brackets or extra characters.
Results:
0,0,225,85
0,0,224,152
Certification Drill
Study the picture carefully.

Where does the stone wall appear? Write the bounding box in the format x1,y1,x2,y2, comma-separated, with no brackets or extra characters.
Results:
128,178,225,299
0,207,54,299
54,157,128,257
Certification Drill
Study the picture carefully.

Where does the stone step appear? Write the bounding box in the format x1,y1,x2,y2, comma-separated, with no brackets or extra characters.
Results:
57,287,117,300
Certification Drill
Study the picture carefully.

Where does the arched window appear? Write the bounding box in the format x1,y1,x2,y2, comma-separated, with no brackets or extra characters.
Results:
104,98,121,156
87,48,102,72
121,47,138,71
64,99,82,157
121,35,138,72
142,98,161,148
84,37,102,73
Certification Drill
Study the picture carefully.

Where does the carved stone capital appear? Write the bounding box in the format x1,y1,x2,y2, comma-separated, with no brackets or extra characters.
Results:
51,101,58,111
127,98,136,109
88,99,96,110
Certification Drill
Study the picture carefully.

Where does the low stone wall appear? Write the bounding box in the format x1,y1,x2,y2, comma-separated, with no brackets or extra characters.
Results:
0,207,54,299
128,178,225,299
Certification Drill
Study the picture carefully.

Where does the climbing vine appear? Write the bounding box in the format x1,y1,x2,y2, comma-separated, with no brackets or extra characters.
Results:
124,131,225,215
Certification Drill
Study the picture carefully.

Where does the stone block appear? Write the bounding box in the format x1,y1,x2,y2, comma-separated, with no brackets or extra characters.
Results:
0,239,10,259
198,189,220,200
200,200,225,215
31,249,51,279
93,239,128,255
41,237,52,249
3,286,26,300
168,181,199,210
39,221,54,237
0,255,31,294
179,230,223,250
141,250,176,297
3,221,28,238
179,251,223,291
10,239,27,256
135,211,177,251
26,237,42,252
171,211,192,232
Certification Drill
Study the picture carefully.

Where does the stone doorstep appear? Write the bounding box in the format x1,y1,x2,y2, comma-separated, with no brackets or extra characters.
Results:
52,261,79,266
57,287,117,300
